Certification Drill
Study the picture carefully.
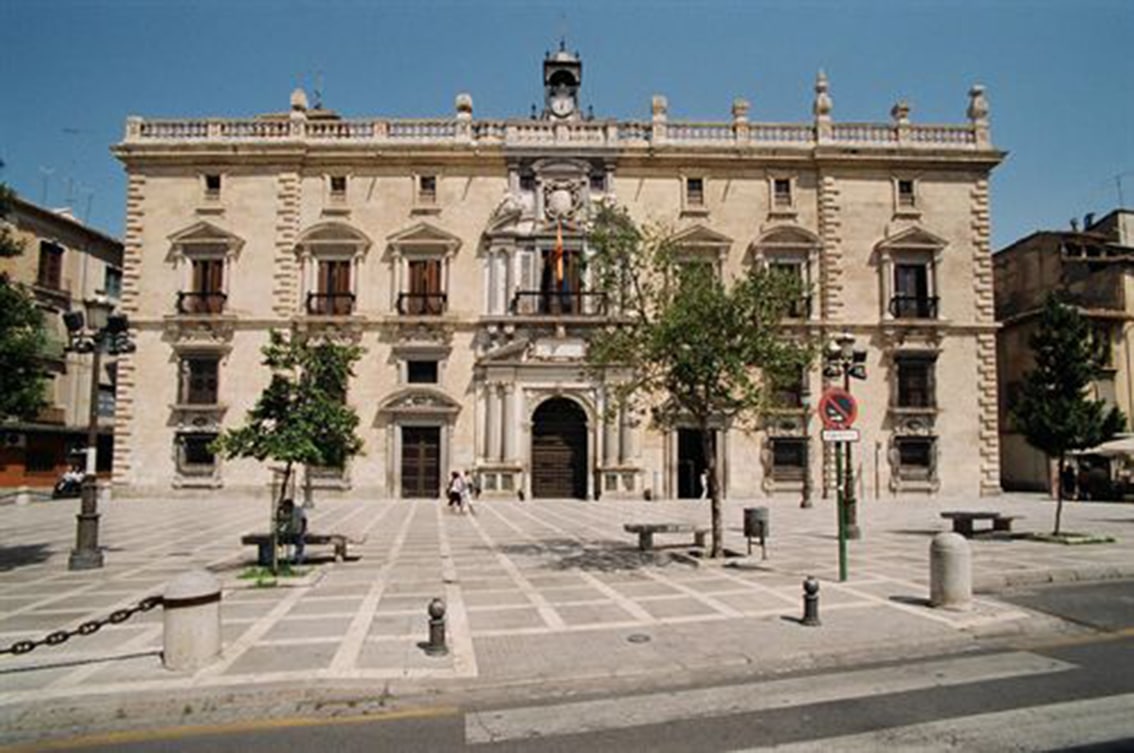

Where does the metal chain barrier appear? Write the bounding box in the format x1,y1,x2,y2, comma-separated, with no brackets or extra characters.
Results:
0,595,163,657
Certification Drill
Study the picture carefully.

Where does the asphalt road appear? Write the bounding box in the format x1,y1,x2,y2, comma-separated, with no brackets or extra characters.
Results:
15,579,1134,753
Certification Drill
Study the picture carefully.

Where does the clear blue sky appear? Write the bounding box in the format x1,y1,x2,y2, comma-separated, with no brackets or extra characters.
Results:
1,0,1131,249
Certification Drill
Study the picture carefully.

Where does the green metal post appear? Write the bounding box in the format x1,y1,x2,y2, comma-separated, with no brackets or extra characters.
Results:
836,440,847,582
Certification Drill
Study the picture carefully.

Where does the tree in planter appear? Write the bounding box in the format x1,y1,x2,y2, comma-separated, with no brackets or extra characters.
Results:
586,205,814,557
1011,295,1125,535
212,330,363,572
0,183,49,421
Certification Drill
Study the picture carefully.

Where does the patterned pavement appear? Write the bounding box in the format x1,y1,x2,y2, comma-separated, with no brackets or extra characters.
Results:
0,490,1131,714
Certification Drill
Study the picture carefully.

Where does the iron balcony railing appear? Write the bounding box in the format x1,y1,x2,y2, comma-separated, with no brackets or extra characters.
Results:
396,292,447,316
176,291,227,315
306,291,356,316
888,295,939,320
510,290,607,316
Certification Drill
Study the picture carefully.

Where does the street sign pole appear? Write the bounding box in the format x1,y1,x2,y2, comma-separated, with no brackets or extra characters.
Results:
836,440,848,582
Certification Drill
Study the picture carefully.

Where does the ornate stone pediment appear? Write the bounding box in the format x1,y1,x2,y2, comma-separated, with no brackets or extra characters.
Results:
751,226,820,252
876,225,947,252
386,221,461,254
163,315,237,344
378,387,461,417
168,220,244,257
671,224,733,248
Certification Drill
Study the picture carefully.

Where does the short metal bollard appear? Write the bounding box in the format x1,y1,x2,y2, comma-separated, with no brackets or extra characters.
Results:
930,532,972,611
801,576,821,627
423,597,448,656
162,570,222,671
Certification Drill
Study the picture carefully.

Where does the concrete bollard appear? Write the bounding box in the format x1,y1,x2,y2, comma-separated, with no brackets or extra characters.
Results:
929,532,972,611
163,570,223,671
14,486,32,505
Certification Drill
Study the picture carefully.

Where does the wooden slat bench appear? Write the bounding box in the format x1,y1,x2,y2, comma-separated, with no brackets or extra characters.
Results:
624,523,709,552
241,533,348,565
940,512,1021,538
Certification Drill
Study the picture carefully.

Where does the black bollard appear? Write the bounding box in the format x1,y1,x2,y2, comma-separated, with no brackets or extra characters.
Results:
424,597,448,656
801,576,821,627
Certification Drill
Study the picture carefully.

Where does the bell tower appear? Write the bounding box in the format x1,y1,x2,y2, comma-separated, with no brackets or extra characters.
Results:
543,41,582,121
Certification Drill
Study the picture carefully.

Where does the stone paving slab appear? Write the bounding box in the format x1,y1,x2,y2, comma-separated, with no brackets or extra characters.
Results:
0,490,1131,731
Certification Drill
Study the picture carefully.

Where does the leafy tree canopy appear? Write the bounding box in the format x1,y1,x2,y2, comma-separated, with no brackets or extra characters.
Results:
1011,294,1125,533
212,330,364,496
0,183,25,258
0,280,49,421
586,204,814,554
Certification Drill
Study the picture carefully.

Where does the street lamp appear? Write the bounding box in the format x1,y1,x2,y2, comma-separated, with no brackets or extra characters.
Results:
824,332,867,540
62,299,135,571
800,385,812,509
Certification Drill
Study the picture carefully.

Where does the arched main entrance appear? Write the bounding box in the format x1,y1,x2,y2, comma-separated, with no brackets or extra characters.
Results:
531,398,588,499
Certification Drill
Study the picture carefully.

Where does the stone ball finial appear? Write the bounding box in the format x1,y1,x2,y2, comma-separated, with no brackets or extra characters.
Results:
290,87,309,112
652,95,668,119
455,92,473,117
967,84,989,123
732,97,750,123
813,70,832,119
891,99,911,125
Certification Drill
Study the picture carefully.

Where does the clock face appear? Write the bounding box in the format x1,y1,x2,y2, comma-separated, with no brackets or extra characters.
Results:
550,95,575,117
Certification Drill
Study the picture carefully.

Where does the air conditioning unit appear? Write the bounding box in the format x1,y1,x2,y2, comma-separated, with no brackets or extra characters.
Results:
3,432,27,449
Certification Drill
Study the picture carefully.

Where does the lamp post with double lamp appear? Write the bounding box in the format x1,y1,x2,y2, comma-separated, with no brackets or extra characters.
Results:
800,385,812,509
62,299,135,571
824,332,867,540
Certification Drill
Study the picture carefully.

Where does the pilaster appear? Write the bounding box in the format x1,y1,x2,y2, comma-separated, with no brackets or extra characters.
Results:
112,172,145,485
818,174,844,321
273,172,301,317
972,178,1001,495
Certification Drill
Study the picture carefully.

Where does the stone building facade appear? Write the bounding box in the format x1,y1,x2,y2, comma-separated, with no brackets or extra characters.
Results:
0,195,123,488
111,50,1004,500
995,209,1134,491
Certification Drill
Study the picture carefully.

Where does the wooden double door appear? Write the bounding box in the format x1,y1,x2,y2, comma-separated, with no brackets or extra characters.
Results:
531,398,588,499
401,426,440,498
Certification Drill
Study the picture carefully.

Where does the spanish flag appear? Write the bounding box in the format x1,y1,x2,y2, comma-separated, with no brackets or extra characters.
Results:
553,219,566,289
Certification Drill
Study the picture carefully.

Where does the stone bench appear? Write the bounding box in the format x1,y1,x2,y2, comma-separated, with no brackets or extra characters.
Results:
624,523,709,551
940,511,1021,538
241,532,348,565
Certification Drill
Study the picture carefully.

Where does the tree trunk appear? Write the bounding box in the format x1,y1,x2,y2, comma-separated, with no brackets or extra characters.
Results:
271,461,293,575
701,422,722,558
1053,453,1065,537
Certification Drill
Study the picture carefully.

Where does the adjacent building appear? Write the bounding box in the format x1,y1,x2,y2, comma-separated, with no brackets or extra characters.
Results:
0,195,123,488
111,50,1004,500
995,208,1134,491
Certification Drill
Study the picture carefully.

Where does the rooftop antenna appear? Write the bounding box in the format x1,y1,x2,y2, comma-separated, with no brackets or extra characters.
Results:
38,166,54,205
313,70,325,110
558,12,568,52
79,184,95,224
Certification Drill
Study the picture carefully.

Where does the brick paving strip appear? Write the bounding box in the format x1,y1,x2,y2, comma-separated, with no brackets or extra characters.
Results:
0,491,1131,729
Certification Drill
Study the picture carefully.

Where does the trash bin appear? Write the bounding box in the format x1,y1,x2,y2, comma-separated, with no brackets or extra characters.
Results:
744,507,769,539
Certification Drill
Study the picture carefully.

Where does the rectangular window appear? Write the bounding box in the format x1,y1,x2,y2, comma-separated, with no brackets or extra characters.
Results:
590,173,606,192
539,247,584,313
184,258,225,314
897,179,916,208
104,267,123,299
37,241,64,289
896,356,935,408
418,175,437,204
329,175,347,197
771,438,807,482
685,177,704,206
404,258,444,315
892,262,935,318
97,385,116,418
896,437,935,480
773,178,793,208
313,259,353,315
770,367,805,409
180,356,219,405
407,360,439,384
204,174,222,197
768,260,809,317
178,433,218,475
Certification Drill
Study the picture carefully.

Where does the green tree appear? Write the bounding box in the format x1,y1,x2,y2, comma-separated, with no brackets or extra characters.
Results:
0,183,48,421
587,205,814,556
1011,295,1125,535
212,330,364,571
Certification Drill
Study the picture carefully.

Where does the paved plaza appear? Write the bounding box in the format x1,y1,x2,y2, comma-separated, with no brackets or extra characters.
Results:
0,490,1132,739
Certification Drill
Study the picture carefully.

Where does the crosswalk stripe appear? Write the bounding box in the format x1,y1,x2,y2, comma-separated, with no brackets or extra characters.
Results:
730,691,1134,752
464,651,1074,744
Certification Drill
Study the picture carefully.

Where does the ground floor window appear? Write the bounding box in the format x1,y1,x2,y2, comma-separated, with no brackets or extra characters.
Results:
770,437,807,482
177,432,218,477
895,436,935,481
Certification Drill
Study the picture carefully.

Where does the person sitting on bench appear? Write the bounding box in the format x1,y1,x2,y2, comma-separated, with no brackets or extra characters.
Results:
278,498,308,565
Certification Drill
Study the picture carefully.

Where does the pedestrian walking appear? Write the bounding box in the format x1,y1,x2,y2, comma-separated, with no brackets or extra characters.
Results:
447,471,465,513
463,470,478,515
699,469,709,500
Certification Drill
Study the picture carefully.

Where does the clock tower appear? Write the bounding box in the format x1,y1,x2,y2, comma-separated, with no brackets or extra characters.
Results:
543,42,582,120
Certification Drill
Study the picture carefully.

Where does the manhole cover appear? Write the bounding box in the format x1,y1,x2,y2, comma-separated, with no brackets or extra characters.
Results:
626,633,652,644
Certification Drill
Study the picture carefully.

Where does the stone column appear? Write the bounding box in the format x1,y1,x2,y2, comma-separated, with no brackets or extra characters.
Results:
486,383,501,463
603,402,619,466
502,382,515,462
